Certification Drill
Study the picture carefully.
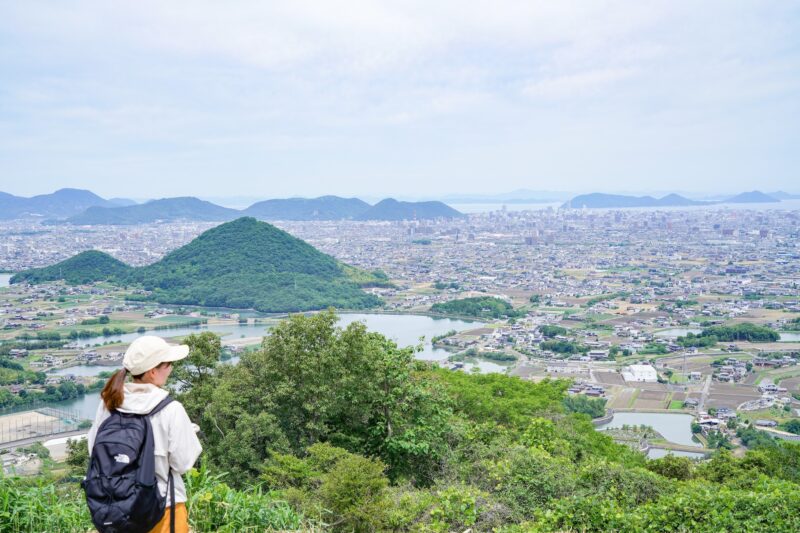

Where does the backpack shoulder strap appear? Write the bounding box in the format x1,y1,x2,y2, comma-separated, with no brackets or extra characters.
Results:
148,395,174,417
169,470,176,533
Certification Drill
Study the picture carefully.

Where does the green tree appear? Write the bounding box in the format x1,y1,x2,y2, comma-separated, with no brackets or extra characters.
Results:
187,310,452,486
784,419,800,435
66,438,89,476
539,325,567,338
563,395,607,418
646,454,694,480
318,448,389,532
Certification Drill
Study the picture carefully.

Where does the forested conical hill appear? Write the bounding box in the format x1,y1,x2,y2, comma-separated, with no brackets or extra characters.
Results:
12,218,382,312
10,250,132,285
130,217,381,311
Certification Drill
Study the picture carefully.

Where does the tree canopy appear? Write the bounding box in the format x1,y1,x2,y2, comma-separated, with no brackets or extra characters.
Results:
430,296,523,318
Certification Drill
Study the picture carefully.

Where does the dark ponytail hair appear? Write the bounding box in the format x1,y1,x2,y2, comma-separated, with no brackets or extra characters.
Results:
101,369,128,411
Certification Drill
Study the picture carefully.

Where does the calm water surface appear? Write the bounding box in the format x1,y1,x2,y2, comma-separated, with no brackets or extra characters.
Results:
596,412,700,447
654,328,702,338
647,448,706,459
43,313,492,418
0,274,11,287
71,323,274,348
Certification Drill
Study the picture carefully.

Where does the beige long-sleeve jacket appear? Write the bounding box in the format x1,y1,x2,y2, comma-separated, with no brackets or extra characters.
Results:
88,383,202,505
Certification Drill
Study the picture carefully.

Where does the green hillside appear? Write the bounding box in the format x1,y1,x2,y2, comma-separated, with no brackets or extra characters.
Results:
10,250,132,285
12,218,381,312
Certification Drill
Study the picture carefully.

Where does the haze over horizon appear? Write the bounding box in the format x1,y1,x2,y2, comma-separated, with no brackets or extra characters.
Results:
2,2,798,199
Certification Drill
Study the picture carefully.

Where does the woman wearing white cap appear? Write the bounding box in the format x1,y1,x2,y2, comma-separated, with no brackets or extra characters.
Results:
87,336,202,533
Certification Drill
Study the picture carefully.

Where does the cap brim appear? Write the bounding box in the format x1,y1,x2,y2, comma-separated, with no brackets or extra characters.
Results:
162,344,190,363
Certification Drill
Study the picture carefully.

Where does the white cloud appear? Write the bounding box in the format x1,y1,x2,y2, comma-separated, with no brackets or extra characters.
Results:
522,67,637,99
1,1,799,196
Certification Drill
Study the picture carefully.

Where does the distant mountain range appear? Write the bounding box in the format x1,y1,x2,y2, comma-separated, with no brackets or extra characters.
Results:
356,198,465,220
725,191,780,204
0,189,463,224
0,188,119,219
243,196,371,220
4,187,796,221
63,197,242,225
108,197,139,207
768,191,800,200
563,193,708,209
12,217,385,312
562,190,787,209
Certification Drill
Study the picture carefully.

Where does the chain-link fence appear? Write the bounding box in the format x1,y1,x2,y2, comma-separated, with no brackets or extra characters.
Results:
0,405,86,444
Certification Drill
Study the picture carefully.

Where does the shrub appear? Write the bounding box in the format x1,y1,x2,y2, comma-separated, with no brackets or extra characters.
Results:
185,464,307,532
646,455,694,480
318,453,389,532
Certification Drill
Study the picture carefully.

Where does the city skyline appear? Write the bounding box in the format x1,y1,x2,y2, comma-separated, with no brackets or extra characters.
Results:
2,2,799,198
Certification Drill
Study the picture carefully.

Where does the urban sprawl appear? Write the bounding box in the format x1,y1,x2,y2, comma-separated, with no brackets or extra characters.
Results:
2,205,800,472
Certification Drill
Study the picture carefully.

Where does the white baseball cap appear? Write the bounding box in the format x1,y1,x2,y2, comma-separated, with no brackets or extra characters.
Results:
123,335,190,376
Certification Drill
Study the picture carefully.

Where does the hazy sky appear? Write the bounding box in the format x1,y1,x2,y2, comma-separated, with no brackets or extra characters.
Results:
1,1,798,199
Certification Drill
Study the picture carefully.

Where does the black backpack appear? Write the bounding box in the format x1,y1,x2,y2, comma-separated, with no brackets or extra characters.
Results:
82,396,176,533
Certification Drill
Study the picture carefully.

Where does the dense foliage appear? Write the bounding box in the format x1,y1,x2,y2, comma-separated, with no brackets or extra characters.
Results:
10,250,131,284
563,394,607,418
18,311,800,532
538,325,567,338
430,296,522,318
584,292,627,307
539,339,587,354
169,312,800,531
700,322,780,342
0,379,91,408
0,357,97,408
677,332,719,348
12,218,383,312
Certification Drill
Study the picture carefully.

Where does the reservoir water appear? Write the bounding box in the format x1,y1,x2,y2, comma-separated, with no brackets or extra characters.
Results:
40,312,498,418
70,323,276,348
654,328,702,338
595,412,700,448
0,274,11,287
646,448,706,460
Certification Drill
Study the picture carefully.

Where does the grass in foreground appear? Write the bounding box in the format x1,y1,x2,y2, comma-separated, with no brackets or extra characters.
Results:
0,464,315,533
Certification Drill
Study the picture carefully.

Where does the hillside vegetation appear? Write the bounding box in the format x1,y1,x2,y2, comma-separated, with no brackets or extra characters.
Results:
11,250,131,285
12,218,382,312
430,296,523,318
10,310,800,532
